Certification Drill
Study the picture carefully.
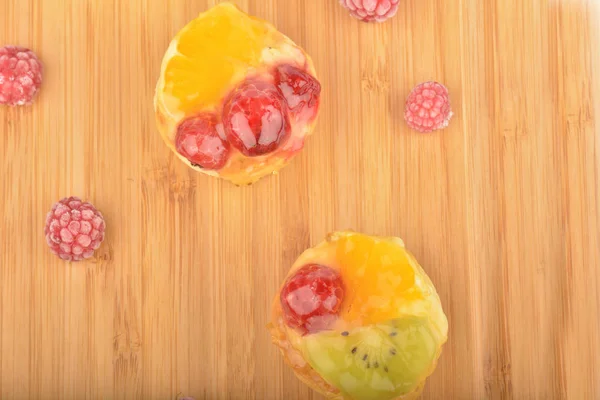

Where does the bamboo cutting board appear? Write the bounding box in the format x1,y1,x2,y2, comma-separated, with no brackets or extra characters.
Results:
1,0,599,399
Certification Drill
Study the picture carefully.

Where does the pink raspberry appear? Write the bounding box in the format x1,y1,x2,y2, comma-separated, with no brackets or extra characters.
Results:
0,45,43,106
404,81,453,133
44,197,106,262
339,0,400,22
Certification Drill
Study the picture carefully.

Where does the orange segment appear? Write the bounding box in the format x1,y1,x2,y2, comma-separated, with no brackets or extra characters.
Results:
161,2,272,114
336,234,421,325
176,6,267,58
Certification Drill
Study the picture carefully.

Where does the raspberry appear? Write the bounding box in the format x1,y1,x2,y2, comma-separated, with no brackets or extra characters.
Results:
280,264,344,335
404,81,453,133
175,113,231,170
222,79,290,157
0,45,43,106
274,64,321,123
339,0,400,22
44,197,106,262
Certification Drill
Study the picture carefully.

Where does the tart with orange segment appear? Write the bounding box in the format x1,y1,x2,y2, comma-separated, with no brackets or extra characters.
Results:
154,2,321,185
268,231,448,400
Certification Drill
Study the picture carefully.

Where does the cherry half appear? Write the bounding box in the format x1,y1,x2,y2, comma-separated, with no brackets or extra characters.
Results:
222,80,291,157
280,264,344,335
175,114,231,170
274,64,321,123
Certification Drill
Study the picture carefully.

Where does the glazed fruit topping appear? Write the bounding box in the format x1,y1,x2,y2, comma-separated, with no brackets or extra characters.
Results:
223,79,291,157
280,264,344,334
175,113,231,170
303,317,438,400
336,234,417,325
274,64,321,123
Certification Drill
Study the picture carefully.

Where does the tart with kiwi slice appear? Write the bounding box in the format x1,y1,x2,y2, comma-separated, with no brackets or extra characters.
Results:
268,231,448,400
154,2,321,185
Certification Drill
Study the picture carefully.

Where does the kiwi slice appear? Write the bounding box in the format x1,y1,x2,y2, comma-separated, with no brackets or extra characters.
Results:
303,317,438,400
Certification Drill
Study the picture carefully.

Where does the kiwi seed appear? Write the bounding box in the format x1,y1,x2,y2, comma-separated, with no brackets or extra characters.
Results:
384,366,389,372
351,347,357,354
390,348,397,356
341,331,349,336
390,332,398,337
362,354,368,361
374,362,379,368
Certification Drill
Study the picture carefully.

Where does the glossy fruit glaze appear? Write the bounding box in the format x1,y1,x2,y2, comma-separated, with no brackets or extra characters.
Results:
280,264,345,334
154,2,321,185
269,231,448,400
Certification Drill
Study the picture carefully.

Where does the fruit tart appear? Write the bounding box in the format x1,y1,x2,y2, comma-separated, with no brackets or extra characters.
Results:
268,231,448,400
154,2,321,185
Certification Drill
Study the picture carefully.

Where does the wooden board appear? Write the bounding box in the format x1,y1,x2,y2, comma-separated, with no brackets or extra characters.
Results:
1,0,599,399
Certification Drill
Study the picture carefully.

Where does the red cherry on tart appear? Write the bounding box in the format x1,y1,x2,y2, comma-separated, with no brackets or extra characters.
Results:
175,114,230,169
280,264,345,334
223,80,291,157
274,64,321,123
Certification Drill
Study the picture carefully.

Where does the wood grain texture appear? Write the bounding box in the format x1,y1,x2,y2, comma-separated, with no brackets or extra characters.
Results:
1,0,599,399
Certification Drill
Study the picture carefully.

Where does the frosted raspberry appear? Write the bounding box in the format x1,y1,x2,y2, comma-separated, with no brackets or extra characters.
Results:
0,45,43,106
339,0,400,22
44,197,106,262
404,81,453,133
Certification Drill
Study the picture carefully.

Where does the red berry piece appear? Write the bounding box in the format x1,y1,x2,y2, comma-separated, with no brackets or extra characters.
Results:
175,114,231,170
44,197,106,262
339,0,400,23
0,45,43,106
222,79,290,157
280,264,345,334
274,64,321,123
404,81,453,133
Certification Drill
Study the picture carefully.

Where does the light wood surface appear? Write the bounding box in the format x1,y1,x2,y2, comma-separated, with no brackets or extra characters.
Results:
1,0,600,399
